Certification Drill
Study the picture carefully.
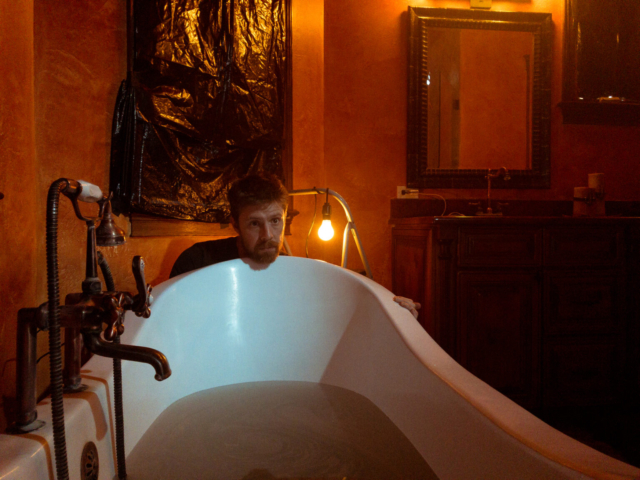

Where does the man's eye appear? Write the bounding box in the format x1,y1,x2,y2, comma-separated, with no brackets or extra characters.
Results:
271,218,281,224
249,221,259,227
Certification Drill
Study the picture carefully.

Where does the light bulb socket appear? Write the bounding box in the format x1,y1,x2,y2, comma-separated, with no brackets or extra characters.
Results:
322,202,331,220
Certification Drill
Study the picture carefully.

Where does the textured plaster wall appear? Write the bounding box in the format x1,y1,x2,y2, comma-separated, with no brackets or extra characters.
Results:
0,0,326,430
1,0,240,430
0,0,37,432
2,0,640,431
323,0,640,289
29,0,214,421
288,0,327,261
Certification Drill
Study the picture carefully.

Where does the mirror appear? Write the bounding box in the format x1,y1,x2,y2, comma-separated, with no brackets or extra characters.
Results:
407,8,552,189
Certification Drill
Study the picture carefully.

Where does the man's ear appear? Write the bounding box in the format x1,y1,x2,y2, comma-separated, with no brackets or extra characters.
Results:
230,217,240,235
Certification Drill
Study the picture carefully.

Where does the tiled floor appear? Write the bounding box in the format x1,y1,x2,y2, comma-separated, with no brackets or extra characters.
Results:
537,406,640,468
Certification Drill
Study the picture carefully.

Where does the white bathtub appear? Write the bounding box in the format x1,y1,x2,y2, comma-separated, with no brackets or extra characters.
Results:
1,257,640,479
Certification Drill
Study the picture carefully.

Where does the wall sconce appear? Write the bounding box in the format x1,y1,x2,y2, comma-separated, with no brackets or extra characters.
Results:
285,188,373,279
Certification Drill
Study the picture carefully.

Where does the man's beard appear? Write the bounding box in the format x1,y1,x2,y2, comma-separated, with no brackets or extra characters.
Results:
245,238,282,264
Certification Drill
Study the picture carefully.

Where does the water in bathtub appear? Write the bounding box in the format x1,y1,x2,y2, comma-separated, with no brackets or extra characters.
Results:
125,381,439,479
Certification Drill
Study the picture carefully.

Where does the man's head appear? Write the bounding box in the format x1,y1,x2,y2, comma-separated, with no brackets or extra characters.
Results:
228,174,288,264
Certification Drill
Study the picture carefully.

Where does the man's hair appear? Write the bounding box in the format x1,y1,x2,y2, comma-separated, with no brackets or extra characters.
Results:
228,174,288,223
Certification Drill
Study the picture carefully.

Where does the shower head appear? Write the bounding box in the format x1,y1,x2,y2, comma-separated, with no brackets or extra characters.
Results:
96,196,126,247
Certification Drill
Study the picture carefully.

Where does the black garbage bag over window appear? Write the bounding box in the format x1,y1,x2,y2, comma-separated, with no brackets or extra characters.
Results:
110,0,286,223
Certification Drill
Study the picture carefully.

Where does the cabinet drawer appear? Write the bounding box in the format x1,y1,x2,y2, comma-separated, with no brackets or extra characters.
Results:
543,337,623,407
459,227,541,267
544,271,625,336
544,227,623,267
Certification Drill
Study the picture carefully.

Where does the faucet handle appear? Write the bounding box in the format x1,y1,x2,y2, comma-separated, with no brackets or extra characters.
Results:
102,293,128,341
131,256,152,318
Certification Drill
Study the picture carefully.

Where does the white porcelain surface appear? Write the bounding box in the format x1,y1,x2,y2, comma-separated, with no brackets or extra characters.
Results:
1,256,639,479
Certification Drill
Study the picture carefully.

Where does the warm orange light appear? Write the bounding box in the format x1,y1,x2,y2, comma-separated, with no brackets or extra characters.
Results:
318,219,334,241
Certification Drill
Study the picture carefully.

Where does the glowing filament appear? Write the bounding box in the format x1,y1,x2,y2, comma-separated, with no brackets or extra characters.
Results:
318,219,334,241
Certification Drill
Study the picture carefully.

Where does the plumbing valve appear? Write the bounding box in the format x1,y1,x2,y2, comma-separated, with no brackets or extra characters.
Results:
130,256,152,319
63,255,153,339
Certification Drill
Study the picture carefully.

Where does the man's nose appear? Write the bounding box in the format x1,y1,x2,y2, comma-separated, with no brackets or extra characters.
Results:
259,223,273,240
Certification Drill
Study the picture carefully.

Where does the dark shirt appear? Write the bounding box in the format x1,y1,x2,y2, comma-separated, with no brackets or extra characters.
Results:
169,237,239,278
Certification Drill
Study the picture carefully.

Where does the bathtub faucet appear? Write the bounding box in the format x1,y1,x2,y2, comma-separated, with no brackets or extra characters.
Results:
11,254,171,433
83,333,170,381
69,256,171,381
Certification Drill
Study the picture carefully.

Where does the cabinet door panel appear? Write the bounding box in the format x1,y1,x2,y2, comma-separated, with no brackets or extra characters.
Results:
543,337,623,407
458,272,541,408
544,271,624,336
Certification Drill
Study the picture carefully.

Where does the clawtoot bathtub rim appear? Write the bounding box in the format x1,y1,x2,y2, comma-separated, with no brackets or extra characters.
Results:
1,256,639,480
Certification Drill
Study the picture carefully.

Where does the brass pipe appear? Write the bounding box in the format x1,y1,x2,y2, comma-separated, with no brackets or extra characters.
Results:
83,333,171,382
14,308,41,430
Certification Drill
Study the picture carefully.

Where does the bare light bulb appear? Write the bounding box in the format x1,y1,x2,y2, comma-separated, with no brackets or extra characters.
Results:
318,219,334,241
318,198,334,241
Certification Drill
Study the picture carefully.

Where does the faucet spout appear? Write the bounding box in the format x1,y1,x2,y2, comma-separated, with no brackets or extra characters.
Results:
478,167,511,216
83,333,171,381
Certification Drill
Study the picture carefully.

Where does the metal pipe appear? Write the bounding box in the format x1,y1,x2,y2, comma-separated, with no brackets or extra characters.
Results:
97,251,127,480
82,220,101,295
289,188,373,279
14,308,41,430
289,188,356,223
63,328,84,392
341,222,352,268
83,334,171,382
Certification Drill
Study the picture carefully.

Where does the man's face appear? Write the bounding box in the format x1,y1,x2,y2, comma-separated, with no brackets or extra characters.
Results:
232,201,286,264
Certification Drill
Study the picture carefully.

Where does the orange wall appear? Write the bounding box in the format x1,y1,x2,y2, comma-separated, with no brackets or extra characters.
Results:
0,0,326,431
288,0,328,261
458,29,532,170
2,0,640,430
323,0,640,290
0,0,37,431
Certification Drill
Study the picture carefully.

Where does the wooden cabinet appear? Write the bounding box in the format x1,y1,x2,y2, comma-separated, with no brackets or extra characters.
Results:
458,271,540,408
391,216,640,409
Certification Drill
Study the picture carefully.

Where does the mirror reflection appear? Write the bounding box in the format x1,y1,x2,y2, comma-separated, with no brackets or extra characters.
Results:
407,8,552,189
426,28,534,171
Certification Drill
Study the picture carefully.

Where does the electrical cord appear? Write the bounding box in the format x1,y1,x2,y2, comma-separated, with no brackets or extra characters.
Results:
1,357,16,379
7,339,68,368
305,189,318,258
36,343,66,364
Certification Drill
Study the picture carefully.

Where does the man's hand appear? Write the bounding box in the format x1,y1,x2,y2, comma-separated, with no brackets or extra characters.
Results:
393,296,421,319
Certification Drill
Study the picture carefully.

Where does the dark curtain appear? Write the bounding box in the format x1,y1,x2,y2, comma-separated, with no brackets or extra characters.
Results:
110,0,286,222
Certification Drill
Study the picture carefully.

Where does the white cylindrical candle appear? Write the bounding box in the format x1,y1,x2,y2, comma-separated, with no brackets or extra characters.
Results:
588,173,604,193
573,186,593,199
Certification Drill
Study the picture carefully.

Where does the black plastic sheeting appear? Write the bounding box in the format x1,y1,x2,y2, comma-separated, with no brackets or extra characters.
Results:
110,0,286,222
